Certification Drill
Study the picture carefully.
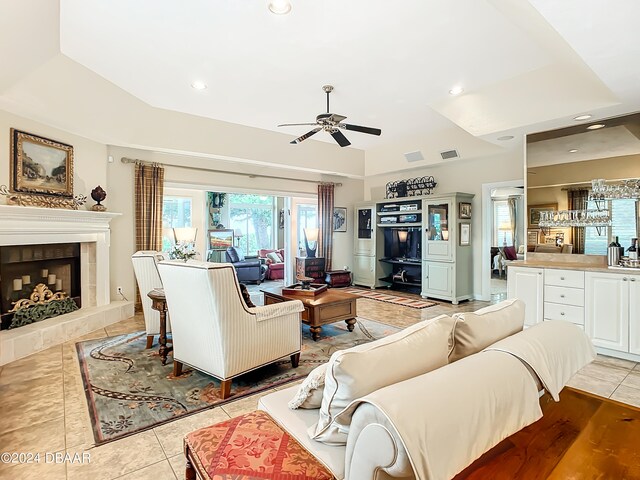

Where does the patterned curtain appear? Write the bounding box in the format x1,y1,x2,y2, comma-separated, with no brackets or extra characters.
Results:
134,163,165,310
508,197,517,247
317,183,335,270
568,189,589,254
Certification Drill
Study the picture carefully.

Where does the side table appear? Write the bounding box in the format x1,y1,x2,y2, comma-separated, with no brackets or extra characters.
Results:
148,288,172,365
325,270,352,288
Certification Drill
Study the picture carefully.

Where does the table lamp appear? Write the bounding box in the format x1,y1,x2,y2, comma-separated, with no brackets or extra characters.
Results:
173,227,197,246
303,228,319,258
397,230,409,258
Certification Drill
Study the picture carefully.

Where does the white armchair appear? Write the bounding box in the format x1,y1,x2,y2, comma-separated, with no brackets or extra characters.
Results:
132,251,171,348
157,260,304,399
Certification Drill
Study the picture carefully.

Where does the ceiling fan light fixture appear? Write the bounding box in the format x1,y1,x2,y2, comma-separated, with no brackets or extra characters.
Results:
268,0,292,15
448,85,464,96
573,114,592,121
587,124,606,130
497,135,514,141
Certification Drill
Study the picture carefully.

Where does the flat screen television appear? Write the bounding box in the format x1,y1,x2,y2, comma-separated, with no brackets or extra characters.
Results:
384,229,421,259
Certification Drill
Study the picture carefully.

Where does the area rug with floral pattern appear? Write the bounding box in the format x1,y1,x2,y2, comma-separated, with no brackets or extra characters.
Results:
76,318,398,445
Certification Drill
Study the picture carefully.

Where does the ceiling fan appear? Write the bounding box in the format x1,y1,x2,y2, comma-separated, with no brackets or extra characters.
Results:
278,85,382,147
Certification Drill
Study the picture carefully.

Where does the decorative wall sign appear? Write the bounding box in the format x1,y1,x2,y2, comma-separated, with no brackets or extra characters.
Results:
385,176,437,199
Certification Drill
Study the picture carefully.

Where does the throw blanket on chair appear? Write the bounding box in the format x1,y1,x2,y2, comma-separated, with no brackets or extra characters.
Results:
484,320,596,401
336,351,543,480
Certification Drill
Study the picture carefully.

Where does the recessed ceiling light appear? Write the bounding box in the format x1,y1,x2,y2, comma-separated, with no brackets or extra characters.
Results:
497,135,514,141
191,80,207,90
268,0,292,15
448,85,464,96
568,149,578,153
587,124,605,130
574,114,592,121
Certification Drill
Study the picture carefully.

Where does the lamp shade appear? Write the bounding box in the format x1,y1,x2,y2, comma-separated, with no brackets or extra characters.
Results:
442,228,449,241
173,227,197,243
397,230,409,243
303,227,319,243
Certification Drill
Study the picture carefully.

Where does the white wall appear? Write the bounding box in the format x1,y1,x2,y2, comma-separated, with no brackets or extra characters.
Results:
364,152,524,297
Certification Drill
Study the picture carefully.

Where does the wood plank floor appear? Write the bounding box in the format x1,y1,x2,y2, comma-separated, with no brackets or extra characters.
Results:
454,388,640,479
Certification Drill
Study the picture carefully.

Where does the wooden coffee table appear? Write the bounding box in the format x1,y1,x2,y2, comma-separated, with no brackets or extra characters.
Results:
262,287,357,341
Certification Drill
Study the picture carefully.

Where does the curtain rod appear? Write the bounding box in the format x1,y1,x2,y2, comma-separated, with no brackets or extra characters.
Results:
120,157,342,187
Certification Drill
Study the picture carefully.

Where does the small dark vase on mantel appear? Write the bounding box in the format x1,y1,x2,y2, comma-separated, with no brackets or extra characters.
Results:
90,185,107,212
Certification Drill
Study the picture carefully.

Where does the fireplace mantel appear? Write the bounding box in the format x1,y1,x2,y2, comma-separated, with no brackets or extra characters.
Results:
0,204,121,237
0,204,121,308
0,204,132,365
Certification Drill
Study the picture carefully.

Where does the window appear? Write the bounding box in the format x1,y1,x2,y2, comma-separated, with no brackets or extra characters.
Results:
585,199,638,254
493,200,513,246
228,194,275,256
297,204,317,255
162,196,192,251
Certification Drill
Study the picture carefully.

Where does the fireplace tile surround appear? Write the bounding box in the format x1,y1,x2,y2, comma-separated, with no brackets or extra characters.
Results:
0,205,133,365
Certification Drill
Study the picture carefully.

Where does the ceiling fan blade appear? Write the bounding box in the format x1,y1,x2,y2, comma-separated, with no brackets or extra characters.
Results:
278,122,319,127
326,114,347,124
341,123,382,136
290,127,322,144
330,129,351,147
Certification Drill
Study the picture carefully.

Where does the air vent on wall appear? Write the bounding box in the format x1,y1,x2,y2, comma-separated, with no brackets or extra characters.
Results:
404,150,424,162
440,149,460,160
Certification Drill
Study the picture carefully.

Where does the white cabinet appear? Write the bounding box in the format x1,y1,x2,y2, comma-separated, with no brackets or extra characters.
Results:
585,272,630,352
354,205,375,256
507,266,543,327
630,276,640,355
353,255,376,288
422,262,452,298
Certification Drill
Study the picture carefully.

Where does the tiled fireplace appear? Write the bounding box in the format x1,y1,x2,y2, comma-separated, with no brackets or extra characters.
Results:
0,205,134,365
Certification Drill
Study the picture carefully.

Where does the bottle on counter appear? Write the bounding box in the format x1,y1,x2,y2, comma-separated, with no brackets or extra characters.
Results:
612,236,625,259
629,238,639,261
608,237,622,266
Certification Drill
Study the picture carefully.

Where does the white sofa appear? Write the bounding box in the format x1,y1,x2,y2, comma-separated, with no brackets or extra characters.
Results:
258,300,595,480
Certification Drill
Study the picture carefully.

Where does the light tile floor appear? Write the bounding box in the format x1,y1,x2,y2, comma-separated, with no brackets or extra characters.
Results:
0,295,639,479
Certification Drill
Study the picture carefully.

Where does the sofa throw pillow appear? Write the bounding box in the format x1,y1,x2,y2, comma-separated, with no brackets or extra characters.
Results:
449,298,525,363
267,252,283,264
503,245,518,260
308,315,455,445
288,364,327,410
275,251,285,262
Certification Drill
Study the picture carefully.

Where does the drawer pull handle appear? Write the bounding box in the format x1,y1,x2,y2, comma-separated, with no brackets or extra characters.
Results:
632,278,637,282
560,294,565,298
623,278,628,281
560,312,565,316
560,277,565,280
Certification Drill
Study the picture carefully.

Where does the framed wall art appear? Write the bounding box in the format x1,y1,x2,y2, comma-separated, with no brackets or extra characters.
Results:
333,207,347,232
208,229,235,250
459,202,472,219
460,223,471,246
11,129,74,198
528,203,557,228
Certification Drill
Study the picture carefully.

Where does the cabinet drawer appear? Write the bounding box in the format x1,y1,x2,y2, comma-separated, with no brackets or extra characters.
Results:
544,285,584,307
544,302,584,325
544,269,584,288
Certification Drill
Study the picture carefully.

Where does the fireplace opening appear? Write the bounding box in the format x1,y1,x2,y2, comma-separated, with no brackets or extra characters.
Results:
1,243,81,330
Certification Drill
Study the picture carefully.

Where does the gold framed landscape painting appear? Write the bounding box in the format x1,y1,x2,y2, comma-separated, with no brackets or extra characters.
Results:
10,129,74,198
